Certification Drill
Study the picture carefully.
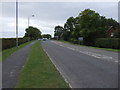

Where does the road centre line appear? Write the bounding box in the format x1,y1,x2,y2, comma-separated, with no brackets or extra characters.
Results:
54,42,118,62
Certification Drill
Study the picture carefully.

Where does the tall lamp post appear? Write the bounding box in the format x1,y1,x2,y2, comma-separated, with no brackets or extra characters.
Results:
16,0,18,47
28,15,34,27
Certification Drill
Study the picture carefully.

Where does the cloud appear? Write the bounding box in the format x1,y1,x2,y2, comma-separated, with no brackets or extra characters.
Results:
1,2,118,38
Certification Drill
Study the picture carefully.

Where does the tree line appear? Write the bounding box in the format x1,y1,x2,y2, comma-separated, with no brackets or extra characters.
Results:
54,9,120,46
24,26,51,40
2,26,52,50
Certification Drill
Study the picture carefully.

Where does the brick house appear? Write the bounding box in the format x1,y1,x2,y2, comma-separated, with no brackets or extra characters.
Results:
106,26,116,37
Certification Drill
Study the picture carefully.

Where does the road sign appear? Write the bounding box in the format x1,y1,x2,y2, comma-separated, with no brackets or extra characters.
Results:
78,37,83,41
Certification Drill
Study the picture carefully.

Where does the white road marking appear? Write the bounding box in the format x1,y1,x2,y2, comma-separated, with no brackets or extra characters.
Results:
59,45,64,47
15,66,18,68
78,51,118,62
9,72,14,77
114,61,118,63
51,41,118,63
67,47,75,51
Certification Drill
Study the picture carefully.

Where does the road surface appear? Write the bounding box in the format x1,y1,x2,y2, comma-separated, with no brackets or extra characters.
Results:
42,40,118,88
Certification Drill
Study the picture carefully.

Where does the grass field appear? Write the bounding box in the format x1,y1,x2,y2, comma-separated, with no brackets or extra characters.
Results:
16,41,69,88
59,40,120,52
2,41,33,61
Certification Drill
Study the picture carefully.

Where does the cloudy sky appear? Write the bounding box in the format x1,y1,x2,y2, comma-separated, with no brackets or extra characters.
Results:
1,0,119,38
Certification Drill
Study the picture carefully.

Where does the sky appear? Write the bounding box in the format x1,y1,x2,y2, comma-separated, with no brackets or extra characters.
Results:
0,0,119,38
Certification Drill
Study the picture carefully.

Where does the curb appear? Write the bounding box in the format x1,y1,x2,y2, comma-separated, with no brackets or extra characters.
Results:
42,47,73,89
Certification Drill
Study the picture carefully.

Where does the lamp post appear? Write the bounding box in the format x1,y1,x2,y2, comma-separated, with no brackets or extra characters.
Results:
28,15,34,27
16,0,18,47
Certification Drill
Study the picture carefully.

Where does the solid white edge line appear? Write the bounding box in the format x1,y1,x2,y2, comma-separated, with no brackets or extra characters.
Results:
42,48,73,89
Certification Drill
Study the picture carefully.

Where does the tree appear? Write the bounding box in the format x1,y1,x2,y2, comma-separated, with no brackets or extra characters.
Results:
78,9,108,45
24,26,41,40
62,17,78,41
64,17,76,32
42,34,51,39
54,9,119,46
54,25,64,40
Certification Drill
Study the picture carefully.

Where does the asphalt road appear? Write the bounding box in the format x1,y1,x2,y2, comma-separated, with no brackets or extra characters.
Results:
42,40,118,88
2,41,36,88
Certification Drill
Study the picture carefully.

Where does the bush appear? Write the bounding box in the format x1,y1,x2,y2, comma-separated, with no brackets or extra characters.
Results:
2,38,16,50
2,37,30,50
95,38,120,49
18,37,30,45
69,38,78,44
78,41,84,45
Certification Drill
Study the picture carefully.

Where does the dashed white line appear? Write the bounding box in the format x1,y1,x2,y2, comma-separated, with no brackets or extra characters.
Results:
114,61,118,63
9,72,14,77
67,47,75,51
51,41,118,63
59,45,64,47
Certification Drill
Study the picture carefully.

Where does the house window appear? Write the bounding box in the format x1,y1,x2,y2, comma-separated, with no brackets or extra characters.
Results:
111,33,114,37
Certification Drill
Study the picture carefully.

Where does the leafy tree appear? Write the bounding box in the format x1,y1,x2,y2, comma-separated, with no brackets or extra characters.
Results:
106,18,118,27
78,9,110,45
62,17,77,41
54,9,119,46
42,34,51,39
64,17,76,32
24,26,41,40
54,25,64,40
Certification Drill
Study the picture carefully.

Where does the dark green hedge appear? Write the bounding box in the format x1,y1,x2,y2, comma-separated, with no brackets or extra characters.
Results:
2,37,30,50
95,38,120,49
69,38,78,44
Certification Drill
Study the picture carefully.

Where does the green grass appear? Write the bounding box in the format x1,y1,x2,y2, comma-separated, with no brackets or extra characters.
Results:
88,46,120,52
16,41,69,88
2,41,33,61
58,40,120,52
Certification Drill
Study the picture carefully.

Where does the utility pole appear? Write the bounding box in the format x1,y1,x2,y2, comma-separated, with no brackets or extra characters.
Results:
16,0,18,47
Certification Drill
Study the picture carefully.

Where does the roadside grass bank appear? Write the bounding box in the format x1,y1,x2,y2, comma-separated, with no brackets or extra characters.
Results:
16,40,69,88
2,41,33,61
58,40,120,52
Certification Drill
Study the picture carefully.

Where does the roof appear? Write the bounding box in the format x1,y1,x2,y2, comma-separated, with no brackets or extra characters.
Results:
106,26,116,32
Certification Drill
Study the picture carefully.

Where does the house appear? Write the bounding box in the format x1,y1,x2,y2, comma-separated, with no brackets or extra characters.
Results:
106,26,116,37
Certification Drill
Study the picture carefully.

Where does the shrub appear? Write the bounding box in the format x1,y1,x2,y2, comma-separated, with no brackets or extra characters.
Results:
18,37,30,45
2,38,16,50
69,38,78,44
78,41,84,45
2,37,30,50
95,38,120,49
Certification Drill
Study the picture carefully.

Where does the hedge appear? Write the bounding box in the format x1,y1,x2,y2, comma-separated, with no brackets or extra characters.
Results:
69,38,78,44
2,37,30,50
95,38,120,49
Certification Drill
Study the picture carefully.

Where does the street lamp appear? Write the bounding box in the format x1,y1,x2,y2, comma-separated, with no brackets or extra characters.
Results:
16,0,18,47
28,15,35,27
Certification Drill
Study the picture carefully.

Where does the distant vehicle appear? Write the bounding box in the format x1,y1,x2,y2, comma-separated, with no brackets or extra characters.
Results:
38,38,42,40
42,38,47,41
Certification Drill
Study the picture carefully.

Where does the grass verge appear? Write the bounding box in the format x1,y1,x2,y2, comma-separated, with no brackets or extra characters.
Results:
88,46,120,52
16,41,69,88
2,41,33,61
59,40,120,52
